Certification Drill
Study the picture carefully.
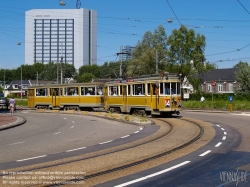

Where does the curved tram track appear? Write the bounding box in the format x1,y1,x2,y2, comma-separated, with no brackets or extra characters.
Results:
1,117,209,187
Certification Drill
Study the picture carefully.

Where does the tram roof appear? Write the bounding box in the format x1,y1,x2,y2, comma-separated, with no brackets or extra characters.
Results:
28,82,105,88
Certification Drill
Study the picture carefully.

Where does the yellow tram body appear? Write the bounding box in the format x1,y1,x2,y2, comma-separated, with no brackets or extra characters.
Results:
104,73,182,116
28,82,104,110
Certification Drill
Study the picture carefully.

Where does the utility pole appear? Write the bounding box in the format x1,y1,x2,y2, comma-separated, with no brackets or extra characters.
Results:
4,68,5,97
156,50,158,74
21,66,22,100
116,51,130,77
60,42,63,84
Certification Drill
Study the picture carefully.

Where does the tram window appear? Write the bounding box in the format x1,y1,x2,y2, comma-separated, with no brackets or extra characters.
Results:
81,87,95,95
65,87,79,96
97,86,103,95
177,83,181,94
109,86,118,96
165,83,171,95
171,83,177,94
127,85,131,95
50,88,62,96
132,84,145,95
36,88,48,96
119,85,123,96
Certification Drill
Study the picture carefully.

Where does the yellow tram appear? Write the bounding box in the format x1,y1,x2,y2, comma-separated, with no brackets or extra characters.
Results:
104,73,182,116
28,82,104,110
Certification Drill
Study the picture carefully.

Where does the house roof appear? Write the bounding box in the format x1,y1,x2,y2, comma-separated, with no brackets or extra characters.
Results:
201,68,238,82
29,80,57,85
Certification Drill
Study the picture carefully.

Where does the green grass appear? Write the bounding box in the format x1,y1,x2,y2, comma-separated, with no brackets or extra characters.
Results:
15,99,28,107
182,100,250,111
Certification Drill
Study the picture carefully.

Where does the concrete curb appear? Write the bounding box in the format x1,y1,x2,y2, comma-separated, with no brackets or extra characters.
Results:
0,115,27,131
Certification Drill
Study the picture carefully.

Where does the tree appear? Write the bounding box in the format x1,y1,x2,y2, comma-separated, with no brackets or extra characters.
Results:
78,64,100,78
235,62,250,96
77,73,95,83
128,25,168,76
166,25,214,91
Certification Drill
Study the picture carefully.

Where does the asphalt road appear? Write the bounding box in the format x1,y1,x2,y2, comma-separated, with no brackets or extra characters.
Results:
98,111,250,187
0,111,157,169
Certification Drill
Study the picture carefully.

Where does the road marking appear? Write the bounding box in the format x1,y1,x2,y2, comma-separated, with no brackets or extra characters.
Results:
9,141,25,145
66,147,86,152
22,112,28,113
114,161,191,187
71,126,74,128
121,135,130,138
134,131,139,133
99,140,113,144
54,132,61,135
139,127,143,130
221,128,224,130
64,118,67,119
72,121,75,123
199,150,212,157
224,132,227,135
16,155,47,162
222,136,226,140
215,142,222,147
216,124,220,127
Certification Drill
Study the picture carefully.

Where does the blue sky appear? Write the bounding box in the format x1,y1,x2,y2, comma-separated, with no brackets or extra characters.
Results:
0,0,249,70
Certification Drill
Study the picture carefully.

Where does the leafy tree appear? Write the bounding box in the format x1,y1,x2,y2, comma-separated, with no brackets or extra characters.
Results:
77,73,95,83
128,25,168,76
78,64,100,78
166,25,214,91
235,62,250,96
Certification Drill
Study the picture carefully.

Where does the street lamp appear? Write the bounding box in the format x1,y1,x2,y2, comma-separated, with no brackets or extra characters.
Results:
3,68,5,97
17,42,22,100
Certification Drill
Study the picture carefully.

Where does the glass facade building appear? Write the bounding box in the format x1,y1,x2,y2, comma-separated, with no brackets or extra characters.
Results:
25,9,97,69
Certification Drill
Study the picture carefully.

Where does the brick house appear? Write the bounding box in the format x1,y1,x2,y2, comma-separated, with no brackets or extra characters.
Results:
200,68,239,94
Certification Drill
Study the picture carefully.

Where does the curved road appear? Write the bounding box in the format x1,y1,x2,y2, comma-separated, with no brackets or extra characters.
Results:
99,111,250,187
0,111,159,169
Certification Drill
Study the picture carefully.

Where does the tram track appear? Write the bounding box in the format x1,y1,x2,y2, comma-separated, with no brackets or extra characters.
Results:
0,115,215,186
1,117,211,187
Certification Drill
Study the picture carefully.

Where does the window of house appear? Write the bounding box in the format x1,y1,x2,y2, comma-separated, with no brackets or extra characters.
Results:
208,84,212,92
13,84,18,89
218,84,223,92
229,83,233,92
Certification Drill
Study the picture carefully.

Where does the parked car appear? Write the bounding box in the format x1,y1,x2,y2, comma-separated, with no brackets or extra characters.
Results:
0,97,9,109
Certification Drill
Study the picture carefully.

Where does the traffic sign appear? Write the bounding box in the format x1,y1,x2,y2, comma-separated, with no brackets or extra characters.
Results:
228,95,234,103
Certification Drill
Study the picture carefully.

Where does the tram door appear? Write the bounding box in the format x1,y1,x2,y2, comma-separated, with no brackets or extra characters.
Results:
50,88,61,108
150,83,159,111
104,86,108,110
28,89,35,108
122,85,128,112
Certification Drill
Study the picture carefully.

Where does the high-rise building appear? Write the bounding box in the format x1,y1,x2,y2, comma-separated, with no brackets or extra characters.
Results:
25,8,97,69
119,45,136,61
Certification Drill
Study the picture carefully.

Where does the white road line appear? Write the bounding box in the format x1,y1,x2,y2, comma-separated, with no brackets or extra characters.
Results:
64,118,67,119
199,150,212,157
16,155,47,162
54,132,61,135
215,142,222,147
9,141,25,145
22,112,28,113
134,131,139,133
99,140,113,144
139,127,143,130
72,121,75,123
66,147,86,152
221,128,225,131
222,136,226,140
121,135,130,138
224,132,227,135
71,126,74,128
216,124,220,127
114,161,191,187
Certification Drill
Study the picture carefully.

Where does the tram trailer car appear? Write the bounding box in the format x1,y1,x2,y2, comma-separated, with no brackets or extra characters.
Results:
28,82,105,110
104,73,182,116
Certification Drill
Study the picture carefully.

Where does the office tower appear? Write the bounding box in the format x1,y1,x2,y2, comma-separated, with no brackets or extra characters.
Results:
25,8,97,69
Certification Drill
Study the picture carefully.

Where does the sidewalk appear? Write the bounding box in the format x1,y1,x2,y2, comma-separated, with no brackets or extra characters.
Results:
0,114,27,130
